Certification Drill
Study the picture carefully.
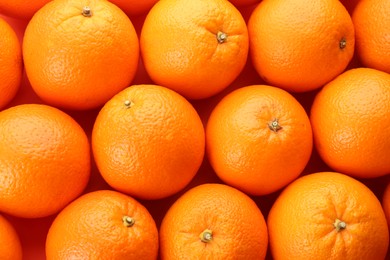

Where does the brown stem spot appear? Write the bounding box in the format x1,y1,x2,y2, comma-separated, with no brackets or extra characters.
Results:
268,118,282,132
339,37,347,49
333,218,346,232
217,31,227,44
124,100,134,108
123,216,135,227
199,229,213,243
82,6,92,17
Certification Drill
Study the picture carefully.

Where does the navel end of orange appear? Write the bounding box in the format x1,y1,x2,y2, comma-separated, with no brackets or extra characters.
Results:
199,229,213,243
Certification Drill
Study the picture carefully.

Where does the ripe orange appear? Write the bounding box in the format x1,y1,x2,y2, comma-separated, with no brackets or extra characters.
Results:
140,0,248,100
23,0,139,110
0,215,22,260
0,104,90,218
92,84,205,200
108,0,158,17
46,190,158,259
352,0,390,74
248,0,355,92
268,172,389,259
206,85,313,195
160,183,268,259
310,68,390,178
0,0,50,20
382,180,390,232
0,17,22,110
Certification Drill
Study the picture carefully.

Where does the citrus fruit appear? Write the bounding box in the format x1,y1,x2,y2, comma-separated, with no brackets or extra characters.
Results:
23,0,139,110
0,0,50,20
352,0,390,74
92,84,205,200
160,183,268,259
0,104,90,218
268,172,389,259
382,180,390,232
310,68,390,178
46,190,158,259
0,215,22,260
248,0,355,92
0,17,22,110
140,0,249,99
206,85,313,195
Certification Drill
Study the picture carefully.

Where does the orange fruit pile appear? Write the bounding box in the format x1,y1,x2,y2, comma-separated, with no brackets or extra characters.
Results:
0,0,390,258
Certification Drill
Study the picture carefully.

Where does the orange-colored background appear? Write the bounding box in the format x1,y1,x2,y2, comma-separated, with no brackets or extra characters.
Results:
1,4,389,259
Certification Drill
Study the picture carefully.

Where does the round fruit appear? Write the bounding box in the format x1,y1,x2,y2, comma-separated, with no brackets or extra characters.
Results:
160,183,268,259
310,68,390,178
0,104,90,218
46,190,158,259
23,0,139,110
352,0,390,74
248,0,354,92
0,0,50,19
268,172,389,259
0,215,22,260
92,84,205,200
0,17,22,110
206,85,313,195
140,0,248,99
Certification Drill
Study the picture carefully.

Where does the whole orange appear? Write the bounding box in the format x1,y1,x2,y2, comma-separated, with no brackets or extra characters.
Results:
310,68,390,178
23,0,139,110
0,17,22,110
0,215,22,260
160,183,268,259
0,104,90,218
92,84,205,200
268,172,389,259
140,0,248,100
352,0,390,74
248,0,355,92
0,0,50,20
108,0,158,17
206,85,313,195
46,190,159,259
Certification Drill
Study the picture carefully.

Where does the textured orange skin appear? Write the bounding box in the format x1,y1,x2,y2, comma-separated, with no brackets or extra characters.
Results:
206,85,313,195
92,84,205,200
248,0,355,92
0,0,50,20
160,183,268,259
268,172,389,260
140,0,249,100
108,0,158,16
382,182,390,233
352,0,390,74
310,68,390,178
46,190,159,259
0,17,22,110
0,104,90,218
23,0,139,110
0,215,22,260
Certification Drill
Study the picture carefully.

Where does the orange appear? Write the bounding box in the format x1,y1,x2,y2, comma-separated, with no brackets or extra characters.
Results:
310,68,390,178
0,0,50,20
206,85,313,195
140,0,248,100
108,0,158,17
382,180,390,232
0,104,90,218
0,17,22,110
160,183,268,259
248,0,355,92
92,84,205,200
268,172,389,259
46,190,158,259
0,215,22,260
23,0,139,110
352,0,390,74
